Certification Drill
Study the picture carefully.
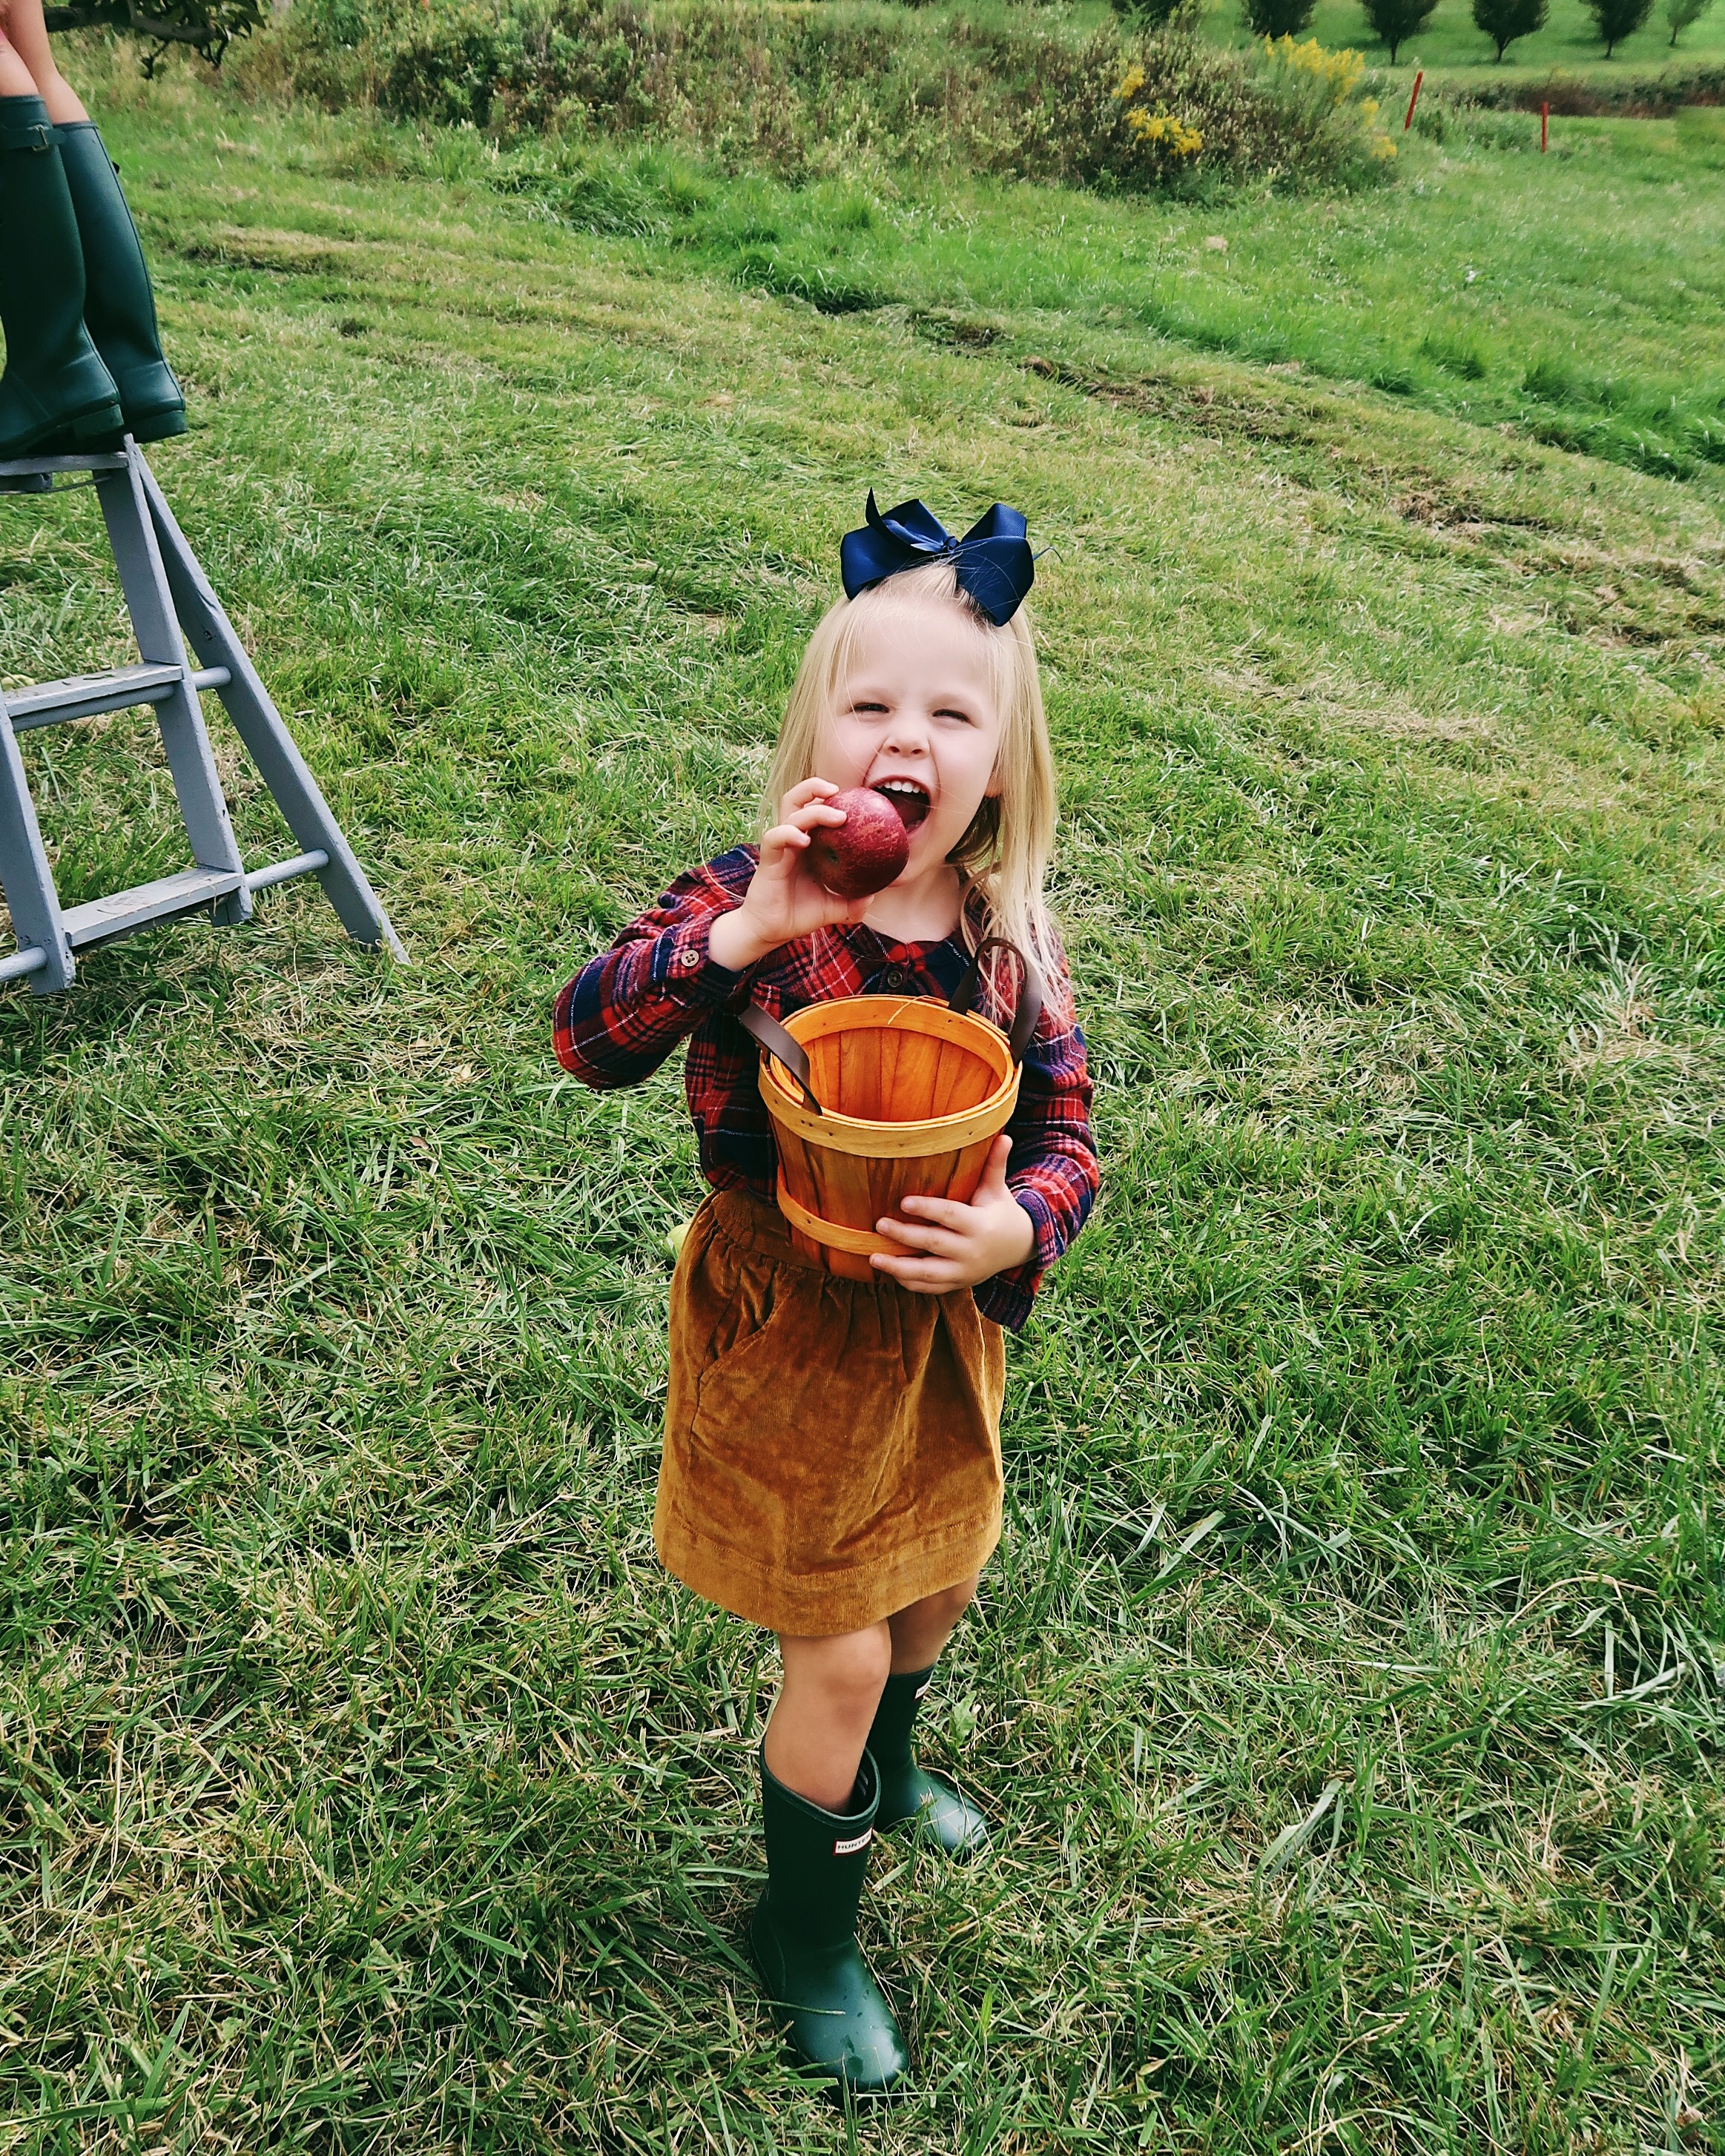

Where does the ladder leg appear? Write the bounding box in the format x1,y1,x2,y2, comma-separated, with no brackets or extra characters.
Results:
96,444,251,929
0,695,74,992
137,454,407,961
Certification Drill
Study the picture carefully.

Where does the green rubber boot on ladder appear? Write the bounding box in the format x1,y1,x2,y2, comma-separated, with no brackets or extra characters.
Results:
54,121,185,445
0,97,122,460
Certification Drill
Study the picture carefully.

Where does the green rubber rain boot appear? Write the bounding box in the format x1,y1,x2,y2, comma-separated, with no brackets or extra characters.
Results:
869,1668,990,1859
749,1746,910,2095
54,121,185,443
0,97,123,460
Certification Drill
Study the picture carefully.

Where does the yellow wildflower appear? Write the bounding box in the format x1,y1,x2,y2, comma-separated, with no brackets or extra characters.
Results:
1125,106,1203,157
1261,35,1366,102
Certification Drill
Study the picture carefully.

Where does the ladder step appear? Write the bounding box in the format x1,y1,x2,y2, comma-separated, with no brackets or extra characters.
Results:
247,847,329,894
61,867,247,949
0,451,128,479
0,944,48,983
6,662,232,731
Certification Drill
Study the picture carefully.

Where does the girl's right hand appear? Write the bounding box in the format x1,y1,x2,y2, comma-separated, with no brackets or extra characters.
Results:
709,780,874,970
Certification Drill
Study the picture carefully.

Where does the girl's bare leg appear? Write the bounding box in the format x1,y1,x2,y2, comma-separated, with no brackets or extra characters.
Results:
760,1577,979,1811
764,1622,891,1812
0,27,39,98
887,1573,978,1672
0,0,88,119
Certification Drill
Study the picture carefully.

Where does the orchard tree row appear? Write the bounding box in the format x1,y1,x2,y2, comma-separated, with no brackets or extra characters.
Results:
1121,0,1718,62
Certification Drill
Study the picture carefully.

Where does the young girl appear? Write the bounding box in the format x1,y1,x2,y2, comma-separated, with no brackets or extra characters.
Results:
555,495,1098,2094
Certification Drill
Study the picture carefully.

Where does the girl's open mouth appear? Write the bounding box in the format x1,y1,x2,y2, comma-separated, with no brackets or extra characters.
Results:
872,778,931,831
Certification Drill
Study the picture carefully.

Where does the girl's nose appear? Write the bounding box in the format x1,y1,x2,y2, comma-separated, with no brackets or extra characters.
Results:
881,710,930,756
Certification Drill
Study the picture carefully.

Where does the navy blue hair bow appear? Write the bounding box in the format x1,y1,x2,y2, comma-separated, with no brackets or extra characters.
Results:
840,492,1034,626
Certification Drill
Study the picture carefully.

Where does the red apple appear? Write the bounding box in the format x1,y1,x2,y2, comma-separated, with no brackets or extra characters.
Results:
806,787,911,899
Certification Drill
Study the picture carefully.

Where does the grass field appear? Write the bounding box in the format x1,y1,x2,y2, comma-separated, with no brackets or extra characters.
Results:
3,54,1725,2156
482,104,1725,484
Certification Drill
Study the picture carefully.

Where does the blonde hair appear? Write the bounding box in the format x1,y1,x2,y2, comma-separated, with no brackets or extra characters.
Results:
764,561,1063,1016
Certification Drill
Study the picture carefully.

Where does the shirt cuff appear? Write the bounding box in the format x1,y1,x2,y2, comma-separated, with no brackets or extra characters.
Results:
975,1271,1036,1332
1009,1183,1064,1274
652,904,754,1008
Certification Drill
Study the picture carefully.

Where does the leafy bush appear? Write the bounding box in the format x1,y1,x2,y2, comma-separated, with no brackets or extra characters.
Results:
1241,0,1318,39
1359,0,1438,62
331,3,1398,192
382,10,504,125
1457,56,1725,105
1666,0,1717,44
1250,34,1398,164
1471,0,1548,59
43,0,263,70
1111,0,1207,32
1583,0,1653,47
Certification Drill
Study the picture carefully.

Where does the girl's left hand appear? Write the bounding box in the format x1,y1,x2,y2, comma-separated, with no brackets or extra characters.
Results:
869,1136,1036,1294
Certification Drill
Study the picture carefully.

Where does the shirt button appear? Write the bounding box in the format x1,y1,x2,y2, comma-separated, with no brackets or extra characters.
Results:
882,967,908,991
676,948,702,971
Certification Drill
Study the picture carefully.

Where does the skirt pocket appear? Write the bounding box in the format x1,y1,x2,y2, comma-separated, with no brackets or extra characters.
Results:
692,1269,788,1423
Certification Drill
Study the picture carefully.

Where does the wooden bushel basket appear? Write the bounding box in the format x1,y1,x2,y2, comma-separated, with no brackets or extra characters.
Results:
739,939,1043,1283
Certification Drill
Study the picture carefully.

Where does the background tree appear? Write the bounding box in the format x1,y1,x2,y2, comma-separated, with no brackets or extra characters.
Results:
44,0,263,70
1361,0,1439,62
1112,0,1208,30
1666,0,1717,39
1585,0,1653,47
1241,0,1318,37
1471,0,1548,60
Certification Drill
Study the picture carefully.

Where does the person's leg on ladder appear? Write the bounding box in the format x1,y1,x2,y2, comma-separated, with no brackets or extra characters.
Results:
0,2,122,459
869,1573,991,1856
0,24,43,100
2,0,185,444
0,0,87,119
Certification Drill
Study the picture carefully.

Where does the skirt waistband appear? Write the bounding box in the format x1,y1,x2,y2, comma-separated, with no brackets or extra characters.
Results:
702,1185,858,1283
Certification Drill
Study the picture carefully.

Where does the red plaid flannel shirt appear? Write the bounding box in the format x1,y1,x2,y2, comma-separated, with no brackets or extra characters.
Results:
553,847,1098,1330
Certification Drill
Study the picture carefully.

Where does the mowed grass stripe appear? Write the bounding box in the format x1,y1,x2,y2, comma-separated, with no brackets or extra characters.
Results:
1,75,1722,2156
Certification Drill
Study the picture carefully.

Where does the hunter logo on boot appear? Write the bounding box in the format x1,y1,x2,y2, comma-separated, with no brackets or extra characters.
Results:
833,1828,873,1856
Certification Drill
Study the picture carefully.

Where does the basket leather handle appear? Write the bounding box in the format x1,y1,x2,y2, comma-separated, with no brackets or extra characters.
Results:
739,1001,823,1115
948,937,1044,1065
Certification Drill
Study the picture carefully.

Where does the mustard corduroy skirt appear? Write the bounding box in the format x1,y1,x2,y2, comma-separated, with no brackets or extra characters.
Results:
655,1188,1006,1636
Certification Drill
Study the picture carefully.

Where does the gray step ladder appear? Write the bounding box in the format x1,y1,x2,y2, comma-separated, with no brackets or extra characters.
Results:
1,437,404,993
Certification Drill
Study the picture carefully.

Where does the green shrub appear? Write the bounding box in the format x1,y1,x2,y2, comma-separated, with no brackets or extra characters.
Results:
382,10,504,125
1359,0,1438,62
1666,0,1717,44
1583,0,1654,48
1457,56,1725,105
1471,0,1548,59
1111,0,1207,32
281,1,1399,194
1241,0,1319,39
43,0,263,70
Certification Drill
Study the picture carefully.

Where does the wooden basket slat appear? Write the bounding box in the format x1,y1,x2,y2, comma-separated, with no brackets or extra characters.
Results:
845,1022,885,1122
874,1015,911,1120
927,1037,983,1120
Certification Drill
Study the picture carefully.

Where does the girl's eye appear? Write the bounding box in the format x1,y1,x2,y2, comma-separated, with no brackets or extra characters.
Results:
933,707,974,724
850,701,889,715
